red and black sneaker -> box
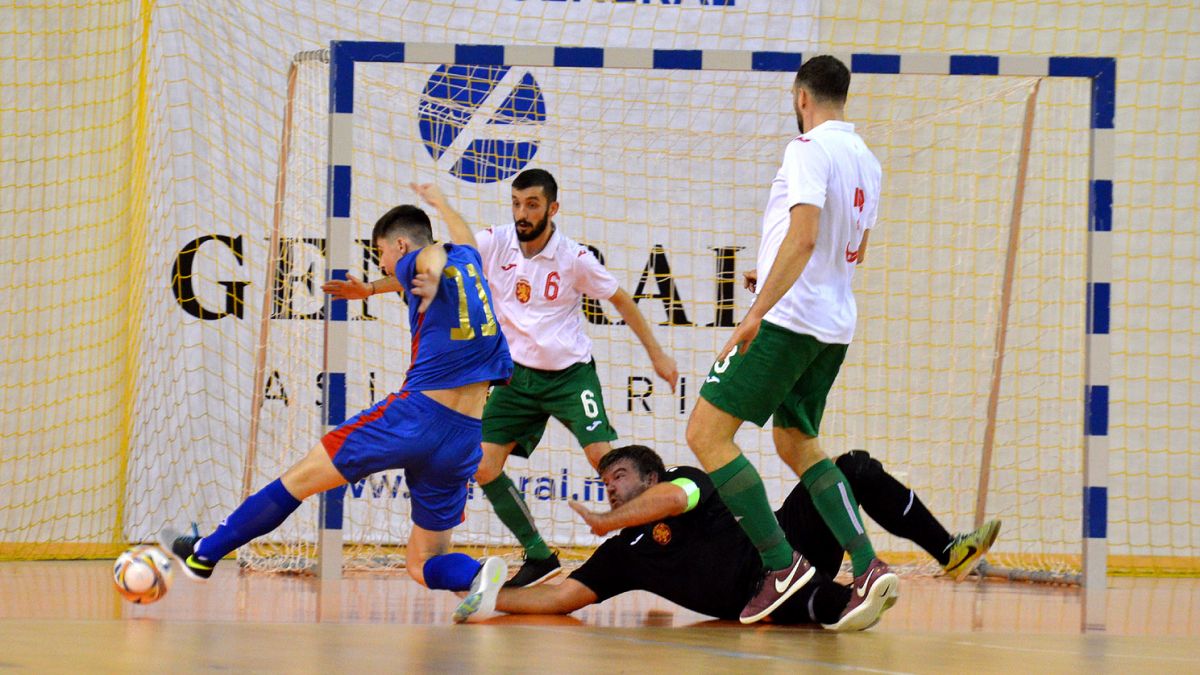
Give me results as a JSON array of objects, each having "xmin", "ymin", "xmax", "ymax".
[
  {"xmin": 822, "ymin": 558, "xmax": 899, "ymax": 631},
  {"xmin": 739, "ymin": 551, "xmax": 816, "ymax": 624}
]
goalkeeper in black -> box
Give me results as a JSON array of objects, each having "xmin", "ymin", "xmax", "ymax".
[{"xmin": 458, "ymin": 444, "xmax": 999, "ymax": 628}]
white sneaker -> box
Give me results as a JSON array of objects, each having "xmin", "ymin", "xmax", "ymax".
[{"xmin": 452, "ymin": 557, "xmax": 508, "ymax": 624}]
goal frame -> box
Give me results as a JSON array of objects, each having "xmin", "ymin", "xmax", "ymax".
[{"xmin": 314, "ymin": 41, "xmax": 1114, "ymax": 631}]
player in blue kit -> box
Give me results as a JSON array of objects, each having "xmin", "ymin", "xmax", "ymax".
[{"xmin": 160, "ymin": 203, "xmax": 514, "ymax": 617}]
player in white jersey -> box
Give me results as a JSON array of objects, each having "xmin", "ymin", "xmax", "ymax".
[
  {"xmin": 685, "ymin": 55, "xmax": 894, "ymax": 630},
  {"xmin": 414, "ymin": 169, "xmax": 678, "ymax": 588}
]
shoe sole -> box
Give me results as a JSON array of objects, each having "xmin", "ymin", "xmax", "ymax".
[
  {"xmin": 502, "ymin": 564, "xmax": 562, "ymax": 589},
  {"xmin": 452, "ymin": 594, "xmax": 483, "ymax": 624},
  {"xmin": 156, "ymin": 527, "xmax": 210, "ymax": 582},
  {"xmin": 739, "ymin": 563, "xmax": 816, "ymax": 624},
  {"xmin": 862, "ymin": 585, "xmax": 901, "ymax": 630},
  {"xmin": 453, "ymin": 557, "xmax": 508, "ymax": 624},
  {"xmin": 823, "ymin": 573, "xmax": 900, "ymax": 632}
]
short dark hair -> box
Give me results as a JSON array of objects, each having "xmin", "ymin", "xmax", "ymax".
[
  {"xmin": 598, "ymin": 444, "xmax": 666, "ymax": 481},
  {"xmin": 511, "ymin": 168, "xmax": 558, "ymax": 203},
  {"xmin": 372, "ymin": 204, "xmax": 433, "ymax": 246},
  {"xmin": 794, "ymin": 55, "xmax": 850, "ymax": 105}
]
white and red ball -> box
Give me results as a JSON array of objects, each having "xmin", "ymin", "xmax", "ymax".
[{"xmin": 113, "ymin": 544, "xmax": 174, "ymax": 604}]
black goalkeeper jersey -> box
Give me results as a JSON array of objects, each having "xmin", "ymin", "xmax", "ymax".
[{"xmin": 567, "ymin": 466, "xmax": 766, "ymax": 620}]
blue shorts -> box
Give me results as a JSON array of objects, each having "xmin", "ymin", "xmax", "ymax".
[{"xmin": 321, "ymin": 391, "xmax": 483, "ymax": 531}]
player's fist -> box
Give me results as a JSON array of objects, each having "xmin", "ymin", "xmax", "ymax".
[
  {"xmin": 410, "ymin": 182, "xmax": 447, "ymax": 210},
  {"xmin": 322, "ymin": 275, "xmax": 372, "ymax": 300},
  {"xmin": 742, "ymin": 269, "xmax": 758, "ymax": 293}
]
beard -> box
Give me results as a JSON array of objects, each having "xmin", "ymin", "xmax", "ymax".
[{"xmin": 515, "ymin": 212, "xmax": 551, "ymax": 242}]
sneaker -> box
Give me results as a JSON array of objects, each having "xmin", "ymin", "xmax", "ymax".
[
  {"xmin": 502, "ymin": 550, "xmax": 561, "ymax": 588},
  {"xmin": 453, "ymin": 557, "xmax": 508, "ymax": 624},
  {"xmin": 822, "ymin": 558, "xmax": 899, "ymax": 632},
  {"xmin": 943, "ymin": 519, "xmax": 1002, "ymax": 581},
  {"xmin": 158, "ymin": 525, "xmax": 215, "ymax": 581},
  {"xmin": 739, "ymin": 551, "xmax": 816, "ymax": 624}
]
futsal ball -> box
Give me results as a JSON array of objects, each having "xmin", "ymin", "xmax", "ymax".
[{"xmin": 113, "ymin": 544, "xmax": 174, "ymax": 604}]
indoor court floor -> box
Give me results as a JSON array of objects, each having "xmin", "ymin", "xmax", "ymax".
[{"xmin": 2, "ymin": 561, "xmax": 1198, "ymax": 673}]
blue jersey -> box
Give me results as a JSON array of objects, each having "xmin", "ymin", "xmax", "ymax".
[{"xmin": 393, "ymin": 243, "xmax": 513, "ymax": 391}]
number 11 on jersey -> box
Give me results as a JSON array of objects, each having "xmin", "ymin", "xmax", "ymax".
[{"xmin": 445, "ymin": 263, "xmax": 498, "ymax": 341}]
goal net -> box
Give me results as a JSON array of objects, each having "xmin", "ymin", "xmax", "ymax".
[{"xmin": 238, "ymin": 44, "xmax": 1092, "ymax": 578}]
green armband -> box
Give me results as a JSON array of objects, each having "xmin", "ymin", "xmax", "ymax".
[{"xmin": 670, "ymin": 477, "xmax": 701, "ymax": 513}]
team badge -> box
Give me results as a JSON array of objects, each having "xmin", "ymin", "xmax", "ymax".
[
  {"xmin": 652, "ymin": 522, "xmax": 672, "ymax": 545},
  {"xmin": 515, "ymin": 278, "xmax": 532, "ymax": 303}
]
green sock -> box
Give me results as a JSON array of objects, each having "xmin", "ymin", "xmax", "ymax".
[
  {"xmin": 801, "ymin": 458, "xmax": 876, "ymax": 575},
  {"xmin": 480, "ymin": 472, "xmax": 552, "ymax": 560},
  {"xmin": 710, "ymin": 454, "xmax": 794, "ymax": 570}
]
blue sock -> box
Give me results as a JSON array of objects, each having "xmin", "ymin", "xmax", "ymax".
[
  {"xmin": 196, "ymin": 479, "xmax": 302, "ymax": 562},
  {"xmin": 422, "ymin": 553, "xmax": 482, "ymax": 591}
]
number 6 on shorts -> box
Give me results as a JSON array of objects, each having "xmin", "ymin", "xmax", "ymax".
[{"xmin": 580, "ymin": 390, "xmax": 599, "ymax": 418}]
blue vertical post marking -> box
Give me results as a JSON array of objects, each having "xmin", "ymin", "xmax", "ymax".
[
  {"xmin": 322, "ymin": 43, "xmax": 359, "ymax": 549},
  {"xmin": 1084, "ymin": 487, "xmax": 1108, "ymax": 539},
  {"xmin": 1072, "ymin": 55, "xmax": 1115, "ymax": 631}
]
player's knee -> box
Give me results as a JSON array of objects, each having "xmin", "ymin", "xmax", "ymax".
[
  {"xmin": 474, "ymin": 458, "xmax": 502, "ymax": 485},
  {"xmin": 474, "ymin": 446, "xmax": 507, "ymax": 484},
  {"xmin": 835, "ymin": 449, "xmax": 882, "ymax": 487},
  {"xmin": 684, "ymin": 410, "xmax": 712, "ymax": 451},
  {"xmin": 405, "ymin": 558, "xmax": 427, "ymax": 587},
  {"xmin": 474, "ymin": 465, "xmax": 498, "ymax": 485}
]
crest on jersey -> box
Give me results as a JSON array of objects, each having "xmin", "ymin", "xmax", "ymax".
[
  {"xmin": 652, "ymin": 522, "xmax": 672, "ymax": 545},
  {"xmin": 515, "ymin": 278, "xmax": 532, "ymax": 303}
]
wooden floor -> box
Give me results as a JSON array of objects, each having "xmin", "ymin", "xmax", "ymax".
[{"xmin": 2, "ymin": 561, "xmax": 1198, "ymax": 673}]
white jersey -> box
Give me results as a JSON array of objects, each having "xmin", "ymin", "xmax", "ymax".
[
  {"xmin": 475, "ymin": 224, "xmax": 620, "ymax": 370},
  {"xmin": 756, "ymin": 120, "xmax": 881, "ymax": 344}
]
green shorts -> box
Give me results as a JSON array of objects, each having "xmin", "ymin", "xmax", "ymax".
[
  {"xmin": 482, "ymin": 359, "xmax": 617, "ymax": 458},
  {"xmin": 699, "ymin": 321, "xmax": 847, "ymax": 436}
]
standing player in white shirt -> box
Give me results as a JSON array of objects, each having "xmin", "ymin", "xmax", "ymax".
[
  {"xmin": 414, "ymin": 169, "xmax": 678, "ymax": 588},
  {"xmin": 685, "ymin": 55, "xmax": 896, "ymax": 630}
]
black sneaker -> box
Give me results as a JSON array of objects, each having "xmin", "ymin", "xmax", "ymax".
[
  {"xmin": 502, "ymin": 550, "xmax": 561, "ymax": 588},
  {"xmin": 158, "ymin": 525, "xmax": 215, "ymax": 581}
]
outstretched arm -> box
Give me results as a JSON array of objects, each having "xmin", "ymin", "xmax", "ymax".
[
  {"xmin": 607, "ymin": 288, "xmax": 679, "ymax": 392},
  {"xmin": 411, "ymin": 182, "xmax": 477, "ymax": 248},
  {"xmin": 495, "ymin": 578, "xmax": 598, "ymax": 615},
  {"xmin": 718, "ymin": 204, "xmax": 818, "ymax": 360},
  {"xmin": 321, "ymin": 274, "xmax": 403, "ymax": 300},
  {"xmin": 568, "ymin": 481, "xmax": 689, "ymax": 537}
]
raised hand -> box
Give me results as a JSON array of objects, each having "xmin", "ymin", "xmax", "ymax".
[{"xmin": 410, "ymin": 182, "xmax": 448, "ymax": 210}]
